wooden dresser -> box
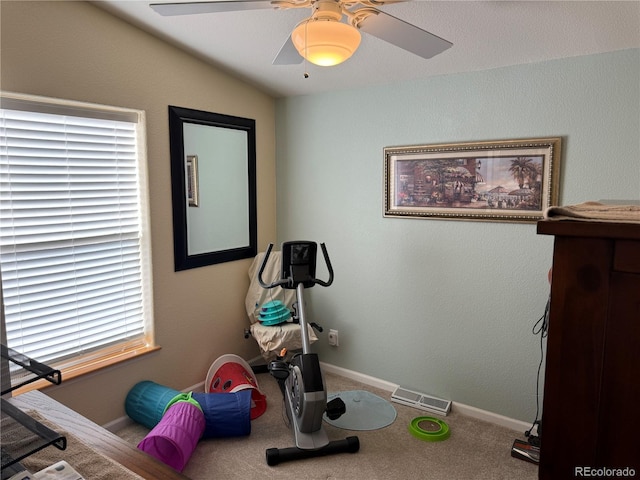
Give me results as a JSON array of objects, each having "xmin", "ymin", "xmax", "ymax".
[{"xmin": 537, "ymin": 220, "xmax": 640, "ymax": 479}]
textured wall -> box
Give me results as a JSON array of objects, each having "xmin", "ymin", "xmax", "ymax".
[
  {"xmin": 1, "ymin": 1, "xmax": 276, "ymax": 424},
  {"xmin": 275, "ymin": 49, "xmax": 640, "ymax": 422}
]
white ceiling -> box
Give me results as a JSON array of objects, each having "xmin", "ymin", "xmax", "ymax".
[{"xmin": 94, "ymin": 0, "xmax": 640, "ymax": 98}]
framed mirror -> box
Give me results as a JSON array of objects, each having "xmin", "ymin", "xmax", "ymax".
[{"xmin": 168, "ymin": 105, "xmax": 257, "ymax": 271}]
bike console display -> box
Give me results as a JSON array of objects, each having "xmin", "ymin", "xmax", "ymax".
[
  {"xmin": 281, "ymin": 241, "xmax": 317, "ymax": 289},
  {"xmin": 258, "ymin": 240, "xmax": 333, "ymax": 291}
]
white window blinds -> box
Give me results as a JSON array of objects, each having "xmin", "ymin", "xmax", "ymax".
[{"xmin": 0, "ymin": 93, "xmax": 154, "ymax": 375}]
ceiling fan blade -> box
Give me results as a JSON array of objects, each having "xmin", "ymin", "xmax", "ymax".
[
  {"xmin": 150, "ymin": 1, "xmax": 274, "ymax": 16},
  {"xmin": 272, "ymin": 35, "xmax": 303, "ymax": 65},
  {"xmin": 356, "ymin": 9, "xmax": 452, "ymax": 59}
]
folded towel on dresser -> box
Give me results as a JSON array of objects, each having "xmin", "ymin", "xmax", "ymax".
[{"xmin": 544, "ymin": 201, "xmax": 640, "ymax": 224}]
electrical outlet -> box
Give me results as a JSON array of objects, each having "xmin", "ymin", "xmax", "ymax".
[{"xmin": 328, "ymin": 329, "xmax": 339, "ymax": 346}]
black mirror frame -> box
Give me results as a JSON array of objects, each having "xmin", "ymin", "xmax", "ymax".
[{"xmin": 168, "ymin": 105, "xmax": 257, "ymax": 271}]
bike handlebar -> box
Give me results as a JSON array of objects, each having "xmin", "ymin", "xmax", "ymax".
[
  {"xmin": 316, "ymin": 243, "xmax": 334, "ymax": 287},
  {"xmin": 257, "ymin": 242, "xmax": 334, "ymax": 289},
  {"xmin": 257, "ymin": 244, "xmax": 287, "ymax": 289}
]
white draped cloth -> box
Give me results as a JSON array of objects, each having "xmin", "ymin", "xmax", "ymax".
[{"xmin": 245, "ymin": 251, "xmax": 317, "ymax": 360}]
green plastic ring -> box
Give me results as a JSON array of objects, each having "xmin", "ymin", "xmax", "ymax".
[{"xmin": 408, "ymin": 416, "xmax": 450, "ymax": 442}]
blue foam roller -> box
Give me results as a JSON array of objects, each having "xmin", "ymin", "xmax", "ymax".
[{"xmin": 192, "ymin": 390, "xmax": 252, "ymax": 438}]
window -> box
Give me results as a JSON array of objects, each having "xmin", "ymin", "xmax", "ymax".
[{"xmin": 0, "ymin": 92, "xmax": 155, "ymax": 387}]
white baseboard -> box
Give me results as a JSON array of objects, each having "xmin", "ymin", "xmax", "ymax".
[
  {"xmin": 103, "ymin": 416, "xmax": 134, "ymax": 433},
  {"xmin": 320, "ymin": 362, "xmax": 532, "ymax": 434},
  {"xmin": 105, "ymin": 362, "xmax": 532, "ymax": 436},
  {"xmin": 451, "ymin": 402, "xmax": 532, "ymax": 435},
  {"xmin": 320, "ymin": 362, "xmax": 399, "ymax": 392}
]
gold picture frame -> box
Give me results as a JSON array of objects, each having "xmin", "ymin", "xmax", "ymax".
[{"xmin": 384, "ymin": 137, "xmax": 562, "ymax": 222}]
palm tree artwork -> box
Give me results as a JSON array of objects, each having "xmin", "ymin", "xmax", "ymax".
[
  {"xmin": 508, "ymin": 157, "xmax": 543, "ymax": 209},
  {"xmin": 509, "ymin": 157, "xmax": 537, "ymax": 188},
  {"xmin": 393, "ymin": 154, "xmax": 546, "ymax": 211}
]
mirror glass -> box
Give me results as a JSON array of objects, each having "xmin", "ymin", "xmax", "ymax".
[{"xmin": 169, "ymin": 106, "xmax": 257, "ymax": 271}]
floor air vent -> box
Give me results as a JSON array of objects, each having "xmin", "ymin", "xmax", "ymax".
[{"xmin": 391, "ymin": 386, "xmax": 451, "ymax": 416}]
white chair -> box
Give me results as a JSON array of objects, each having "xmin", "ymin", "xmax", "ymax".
[{"xmin": 245, "ymin": 250, "xmax": 317, "ymax": 362}]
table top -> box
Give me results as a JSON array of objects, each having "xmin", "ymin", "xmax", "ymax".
[{"xmin": 6, "ymin": 390, "xmax": 190, "ymax": 480}]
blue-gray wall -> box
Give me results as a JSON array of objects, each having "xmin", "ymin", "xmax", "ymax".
[{"xmin": 274, "ymin": 49, "xmax": 640, "ymax": 422}]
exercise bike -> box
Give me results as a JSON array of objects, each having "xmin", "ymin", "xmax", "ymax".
[{"xmin": 258, "ymin": 241, "xmax": 360, "ymax": 466}]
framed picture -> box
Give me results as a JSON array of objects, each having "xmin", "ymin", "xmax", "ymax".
[
  {"xmin": 384, "ymin": 137, "xmax": 562, "ymax": 222},
  {"xmin": 186, "ymin": 155, "xmax": 199, "ymax": 207}
]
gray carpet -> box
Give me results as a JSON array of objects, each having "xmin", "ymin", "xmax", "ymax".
[{"xmin": 116, "ymin": 371, "xmax": 539, "ymax": 479}]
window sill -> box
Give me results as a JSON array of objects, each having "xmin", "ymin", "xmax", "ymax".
[{"xmin": 10, "ymin": 344, "xmax": 161, "ymax": 395}]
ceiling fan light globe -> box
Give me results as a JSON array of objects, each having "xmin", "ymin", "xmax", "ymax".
[
  {"xmin": 292, "ymin": 20, "xmax": 361, "ymax": 67},
  {"xmin": 306, "ymin": 46, "xmax": 353, "ymax": 67}
]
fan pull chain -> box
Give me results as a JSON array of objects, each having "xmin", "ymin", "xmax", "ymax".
[{"xmin": 303, "ymin": 20, "xmax": 309, "ymax": 78}]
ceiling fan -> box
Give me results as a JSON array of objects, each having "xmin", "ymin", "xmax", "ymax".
[{"xmin": 150, "ymin": 0, "xmax": 452, "ymax": 67}]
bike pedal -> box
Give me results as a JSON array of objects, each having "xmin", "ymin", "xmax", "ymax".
[
  {"xmin": 269, "ymin": 361, "xmax": 290, "ymax": 380},
  {"xmin": 326, "ymin": 397, "xmax": 346, "ymax": 420}
]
